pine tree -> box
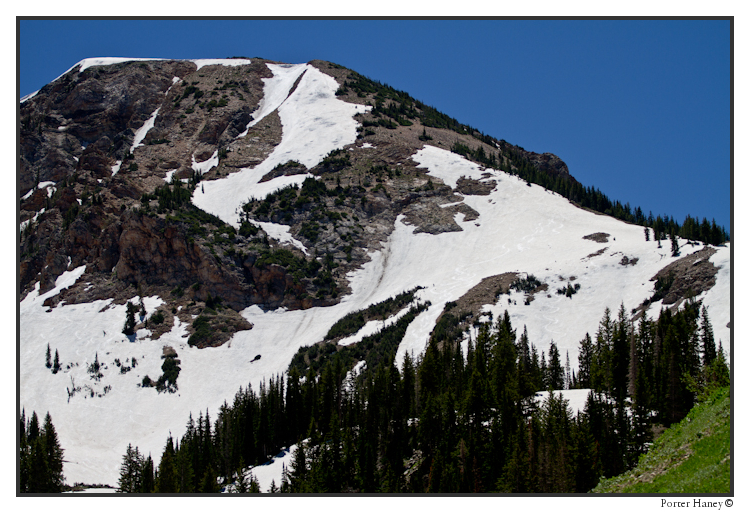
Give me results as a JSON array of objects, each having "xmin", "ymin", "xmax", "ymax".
[
  {"xmin": 118, "ymin": 443, "xmax": 144, "ymax": 493},
  {"xmin": 45, "ymin": 343, "xmax": 52, "ymax": 369},
  {"xmin": 577, "ymin": 333, "xmax": 594, "ymax": 389},
  {"xmin": 141, "ymin": 455, "xmax": 155, "ymax": 493},
  {"xmin": 123, "ymin": 301, "xmax": 138, "ymax": 336},
  {"xmin": 52, "ymin": 349, "xmax": 60, "ymax": 374},
  {"xmin": 19, "ymin": 410, "xmax": 31, "ymax": 492},
  {"xmin": 700, "ymin": 306, "xmax": 717, "ymax": 367},
  {"xmin": 670, "ymin": 232, "xmax": 680, "ymax": 257},
  {"xmin": 545, "ymin": 341, "xmax": 564, "ymax": 390},
  {"xmin": 25, "ymin": 412, "xmax": 65, "ymax": 493},
  {"xmin": 155, "ymin": 436, "xmax": 178, "ymax": 493},
  {"xmin": 43, "ymin": 412, "xmax": 65, "ymax": 492},
  {"xmin": 199, "ymin": 465, "xmax": 220, "ymax": 493}
]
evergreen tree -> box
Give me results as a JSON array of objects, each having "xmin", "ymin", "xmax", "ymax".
[
  {"xmin": 118, "ymin": 444, "xmax": 144, "ymax": 493},
  {"xmin": 45, "ymin": 343, "xmax": 52, "ymax": 369},
  {"xmin": 199, "ymin": 465, "xmax": 220, "ymax": 493},
  {"xmin": 24, "ymin": 412, "xmax": 65, "ymax": 493},
  {"xmin": 20, "ymin": 410, "xmax": 30, "ymax": 492},
  {"xmin": 52, "ymin": 349, "xmax": 60, "ymax": 374},
  {"xmin": 577, "ymin": 333, "xmax": 594, "ymax": 389},
  {"xmin": 141, "ymin": 454, "xmax": 155, "ymax": 493},
  {"xmin": 42, "ymin": 412, "xmax": 65, "ymax": 492},
  {"xmin": 545, "ymin": 341, "xmax": 564, "ymax": 390},
  {"xmin": 700, "ymin": 306, "xmax": 717, "ymax": 367},
  {"xmin": 155, "ymin": 436, "xmax": 178, "ymax": 493},
  {"xmin": 123, "ymin": 301, "xmax": 138, "ymax": 336},
  {"xmin": 670, "ymin": 231, "xmax": 680, "ymax": 257}
]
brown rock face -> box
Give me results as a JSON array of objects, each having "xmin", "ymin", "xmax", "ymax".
[
  {"xmin": 112, "ymin": 211, "xmax": 308, "ymax": 311},
  {"xmin": 19, "ymin": 56, "xmax": 596, "ymax": 347}
]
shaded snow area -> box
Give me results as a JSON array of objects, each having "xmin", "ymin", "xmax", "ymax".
[
  {"xmin": 192, "ymin": 63, "xmax": 370, "ymax": 238},
  {"xmin": 245, "ymin": 443, "xmax": 298, "ymax": 492}
]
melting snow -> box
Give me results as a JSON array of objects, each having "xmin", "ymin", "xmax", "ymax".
[
  {"xmin": 130, "ymin": 108, "xmax": 160, "ymax": 153},
  {"xmin": 192, "ymin": 63, "xmax": 370, "ymax": 233},
  {"xmin": 19, "ymin": 61, "xmax": 730, "ymax": 487},
  {"xmin": 191, "ymin": 150, "xmax": 219, "ymax": 175}
]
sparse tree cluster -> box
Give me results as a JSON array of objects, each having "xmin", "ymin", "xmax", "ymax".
[{"xmin": 19, "ymin": 410, "xmax": 65, "ymax": 493}]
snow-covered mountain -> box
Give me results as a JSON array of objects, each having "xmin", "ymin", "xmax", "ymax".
[{"xmin": 19, "ymin": 57, "xmax": 730, "ymax": 487}]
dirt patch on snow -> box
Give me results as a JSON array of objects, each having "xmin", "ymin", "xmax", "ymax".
[
  {"xmin": 651, "ymin": 247, "xmax": 719, "ymax": 306},
  {"xmin": 451, "ymin": 272, "xmax": 521, "ymax": 316},
  {"xmin": 583, "ymin": 232, "xmax": 609, "ymax": 243},
  {"xmin": 583, "ymin": 247, "xmax": 608, "ymax": 260}
]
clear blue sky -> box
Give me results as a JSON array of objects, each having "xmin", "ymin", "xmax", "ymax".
[{"xmin": 19, "ymin": 19, "xmax": 731, "ymax": 233}]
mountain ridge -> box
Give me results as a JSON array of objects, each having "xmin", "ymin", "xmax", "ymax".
[{"xmin": 19, "ymin": 57, "xmax": 730, "ymax": 486}]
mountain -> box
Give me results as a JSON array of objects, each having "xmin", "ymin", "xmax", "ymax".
[{"xmin": 19, "ymin": 57, "xmax": 730, "ymax": 488}]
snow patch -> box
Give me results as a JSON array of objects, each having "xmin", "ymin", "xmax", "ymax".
[
  {"xmin": 252, "ymin": 221, "xmax": 308, "ymax": 255},
  {"xmin": 191, "ymin": 150, "xmax": 219, "ymax": 175},
  {"xmin": 413, "ymin": 145, "xmax": 487, "ymax": 189},
  {"xmin": 20, "ymin": 208, "xmax": 45, "ymax": 233},
  {"xmin": 193, "ymin": 63, "xmax": 369, "ymax": 229},
  {"xmin": 191, "ymin": 58, "xmax": 252, "ymax": 70},
  {"xmin": 130, "ymin": 108, "xmax": 160, "ymax": 153},
  {"xmin": 534, "ymin": 389, "xmax": 593, "ymax": 416},
  {"xmin": 338, "ymin": 306, "xmax": 413, "ymax": 346}
]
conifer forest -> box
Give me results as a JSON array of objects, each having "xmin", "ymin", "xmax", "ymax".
[{"xmin": 111, "ymin": 300, "xmax": 728, "ymax": 493}]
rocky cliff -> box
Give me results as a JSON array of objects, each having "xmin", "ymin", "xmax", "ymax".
[{"xmin": 20, "ymin": 57, "xmax": 576, "ymax": 343}]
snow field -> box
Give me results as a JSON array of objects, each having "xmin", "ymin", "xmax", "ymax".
[
  {"xmin": 19, "ymin": 59, "xmax": 730, "ymax": 487},
  {"xmin": 19, "ymin": 144, "xmax": 730, "ymax": 487},
  {"xmin": 384, "ymin": 145, "xmax": 728, "ymax": 370},
  {"xmin": 192, "ymin": 63, "xmax": 370, "ymax": 234}
]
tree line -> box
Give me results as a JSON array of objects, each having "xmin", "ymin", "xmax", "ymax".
[
  {"xmin": 454, "ymin": 141, "xmax": 729, "ymax": 247},
  {"xmin": 117, "ymin": 298, "xmax": 728, "ymax": 493}
]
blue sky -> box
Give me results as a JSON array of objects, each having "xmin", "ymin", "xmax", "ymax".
[{"xmin": 19, "ymin": 19, "xmax": 731, "ymax": 233}]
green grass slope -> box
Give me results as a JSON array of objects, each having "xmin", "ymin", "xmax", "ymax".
[{"xmin": 593, "ymin": 386, "xmax": 731, "ymax": 493}]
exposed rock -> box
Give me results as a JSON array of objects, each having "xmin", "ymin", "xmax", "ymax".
[
  {"xmin": 583, "ymin": 232, "xmax": 610, "ymax": 243},
  {"xmin": 455, "ymin": 177, "xmax": 496, "ymax": 195},
  {"xmin": 651, "ymin": 247, "xmax": 719, "ymax": 306},
  {"xmin": 449, "ymin": 272, "xmax": 520, "ymax": 316}
]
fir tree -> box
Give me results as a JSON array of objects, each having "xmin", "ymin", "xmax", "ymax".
[
  {"xmin": 52, "ymin": 349, "xmax": 60, "ymax": 374},
  {"xmin": 670, "ymin": 232, "xmax": 680, "ymax": 257},
  {"xmin": 155, "ymin": 436, "xmax": 178, "ymax": 493},
  {"xmin": 45, "ymin": 343, "xmax": 52, "ymax": 369},
  {"xmin": 118, "ymin": 444, "xmax": 144, "ymax": 493},
  {"xmin": 545, "ymin": 341, "xmax": 564, "ymax": 390},
  {"xmin": 123, "ymin": 301, "xmax": 138, "ymax": 336},
  {"xmin": 700, "ymin": 306, "xmax": 717, "ymax": 367},
  {"xmin": 141, "ymin": 455, "xmax": 155, "ymax": 492}
]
